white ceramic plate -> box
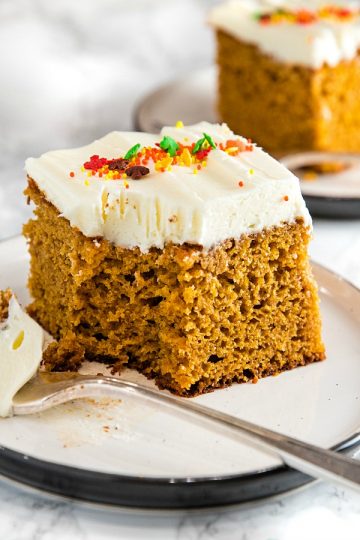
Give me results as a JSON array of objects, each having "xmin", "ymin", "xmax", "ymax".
[
  {"xmin": 134, "ymin": 67, "xmax": 360, "ymax": 218},
  {"xmin": 0, "ymin": 235, "xmax": 359, "ymax": 509}
]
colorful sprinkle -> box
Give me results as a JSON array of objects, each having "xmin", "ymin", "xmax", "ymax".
[
  {"xmin": 124, "ymin": 144, "xmax": 141, "ymax": 160},
  {"xmin": 254, "ymin": 5, "xmax": 359, "ymax": 26},
  {"xmin": 159, "ymin": 136, "xmax": 179, "ymax": 157},
  {"xmin": 126, "ymin": 165, "xmax": 150, "ymax": 180},
  {"xmin": 76, "ymin": 129, "xmax": 254, "ymax": 181}
]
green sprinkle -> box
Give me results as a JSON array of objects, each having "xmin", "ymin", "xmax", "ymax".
[
  {"xmin": 159, "ymin": 136, "xmax": 179, "ymax": 157},
  {"xmin": 124, "ymin": 143, "xmax": 141, "ymax": 160},
  {"xmin": 192, "ymin": 133, "xmax": 216, "ymax": 154},
  {"xmin": 203, "ymin": 132, "xmax": 216, "ymax": 149},
  {"xmin": 192, "ymin": 137, "xmax": 206, "ymax": 154}
]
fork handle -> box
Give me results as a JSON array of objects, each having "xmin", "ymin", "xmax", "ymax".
[
  {"xmin": 124, "ymin": 379, "xmax": 360, "ymax": 492},
  {"xmin": 13, "ymin": 376, "xmax": 360, "ymax": 492}
]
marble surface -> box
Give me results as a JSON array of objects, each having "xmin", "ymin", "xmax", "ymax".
[{"xmin": 0, "ymin": 0, "xmax": 360, "ymax": 538}]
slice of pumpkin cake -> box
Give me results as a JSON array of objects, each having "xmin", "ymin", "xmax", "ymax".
[
  {"xmin": 209, "ymin": 0, "xmax": 360, "ymax": 154},
  {"xmin": 24, "ymin": 121, "xmax": 325, "ymax": 396}
]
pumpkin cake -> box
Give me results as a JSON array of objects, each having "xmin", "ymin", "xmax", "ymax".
[
  {"xmin": 209, "ymin": 1, "xmax": 360, "ymax": 154},
  {"xmin": 24, "ymin": 121, "xmax": 325, "ymax": 396}
]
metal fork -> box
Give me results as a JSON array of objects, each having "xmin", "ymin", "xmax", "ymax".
[{"xmin": 12, "ymin": 372, "xmax": 360, "ymax": 493}]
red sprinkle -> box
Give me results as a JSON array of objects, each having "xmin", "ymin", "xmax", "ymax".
[
  {"xmin": 196, "ymin": 148, "xmax": 211, "ymax": 160},
  {"xmin": 238, "ymin": 181, "xmax": 244, "ymax": 187}
]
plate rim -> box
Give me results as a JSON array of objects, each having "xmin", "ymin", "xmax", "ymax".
[{"xmin": 0, "ymin": 235, "xmax": 360, "ymax": 509}]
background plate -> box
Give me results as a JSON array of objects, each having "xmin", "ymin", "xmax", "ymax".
[
  {"xmin": 0, "ymin": 236, "xmax": 359, "ymax": 509},
  {"xmin": 134, "ymin": 67, "xmax": 360, "ymax": 219}
]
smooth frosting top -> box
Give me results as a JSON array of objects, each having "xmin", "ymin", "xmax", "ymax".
[
  {"xmin": 209, "ymin": 0, "xmax": 360, "ymax": 68},
  {"xmin": 25, "ymin": 122, "xmax": 310, "ymax": 252},
  {"xmin": 0, "ymin": 294, "xmax": 44, "ymax": 417}
]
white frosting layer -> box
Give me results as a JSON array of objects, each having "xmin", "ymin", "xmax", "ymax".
[
  {"xmin": 0, "ymin": 295, "xmax": 44, "ymax": 417},
  {"xmin": 25, "ymin": 122, "xmax": 310, "ymax": 252},
  {"xmin": 209, "ymin": 0, "xmax": 360, "ymax": 68}
]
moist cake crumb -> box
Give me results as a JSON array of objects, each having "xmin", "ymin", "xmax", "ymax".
[
  {"xmin": 42, "ymin": 335, "xmax": 86, "ymax": 372},
  {"xmin": 0, "ymin": 289, "xmax": 12, "ymax": 323}
]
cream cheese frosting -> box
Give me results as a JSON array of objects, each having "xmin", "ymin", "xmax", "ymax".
[
  {"xmin": 209, "ymin": 0, "xmax": 360, "ymax": 68},
  {"xmin": 25, "ymin": 122, "xmax": 311, "ymax": 252},
  {"xmin": 0, "ymin": 294, "xmax": 44, "ymax": 417}
]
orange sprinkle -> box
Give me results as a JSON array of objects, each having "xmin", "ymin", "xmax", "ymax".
[
  {"xmin": 284, "ymin": 195, "xmax": 289, "ymax": 201},
  {"xmin": 238, "ymin": 181, "xmax": 244, "ymax": 187},
  {"xmin": 69, "ymin": 171, "xmax": 75, "ymax": 178}
]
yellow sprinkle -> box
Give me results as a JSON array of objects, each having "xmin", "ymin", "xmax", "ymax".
[
  {"xmin": 167, "ymin": 166, "xmax": 172, "ymax": 172},
  {"xmin": 225, "ymin": 147, "xmax": 239, "ymax": 155},
  {"xmin": 84, "ymin": 180, "xmax": 90, "ymax": 186},
  {"xmin": 193, "ymin": 168, "xmax": 198, "ymax": 175},
  {"xmin": 81, "ymin": 166, "xmax": 85, "ymax": 172},
  {"xmin": 176, "ymin": 120, "xmax": 184, "ymax": 129},
  {"xmin": 124, "ymin": 181, "xmax": 129, "ymax": 188},
  {"xmin": 122, "ymin": 173, "xmax": 127, "ymax": 179},
  {"xmin": 155, "ymin": 156, "xmax": 173, "ymax": 171},
  {"xmin": 87, "ymin": 171, "xmax": 92, "ymax": 177},
  {"xmin": 184, "ymin": 137, "xmax": 189, "ymax": 142},
  {"xmin": 181, "ymin": 148, "xmax": 192, "ymax": 167},
  {"xmin": 202, "ymin": 161, "xmax": 207, "ymax": 167},
  {"xmin": 249, "ymin": 168, "xmax": 254, "ymax": 175}
]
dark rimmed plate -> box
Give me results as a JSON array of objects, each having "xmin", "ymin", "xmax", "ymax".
[{"xmin": 0, "ymin": 236, "xmax": 359, "ymax": 510}]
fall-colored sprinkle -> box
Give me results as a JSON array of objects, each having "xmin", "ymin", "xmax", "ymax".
[
  {"xmin": 124, "ymin": 144, "xmax": 141, "ymax": 160},
  {"xmin": 238, "ymin": 181, "xmax": 244, "ymax": 187},
  {"xmin": 77, "ymin": 131, "xmax": 254, "ymax": 181},
  {"xmin": 126, "ymin": 165, "xmax": 150, "ymax": 180},
  {"xmin": 108, "ymin": 158, "xmax": 130, "ymax": 171},
  {"xmin": 176, "ymin": 120, "xmax": 184, "ymax": 128},
  {"xmin": 254, "ymin": 5, "xmax": 359, "ymax": 26},
  {"xmin": 283, "ymin": 195, "xmax": 289, "ymax": 201},
  {"xmin": 69, "ymin": 171, "xmax": 75, "ymax": 178},
  {"xmin": 159, "ymin": 136, "xmax": 179, "ymax": 157}
]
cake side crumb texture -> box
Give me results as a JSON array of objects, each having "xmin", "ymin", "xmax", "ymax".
[
  {"xmin": 24, "ymin": 181, "xmax": 325, "ymax": 396},
  {"xmin": 216, "ymin": 30, "xmax": 360, "ymax": 154},
  {"xmin": 0, "ymin": 289, "xmax": 12, "ymax": 322}
]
